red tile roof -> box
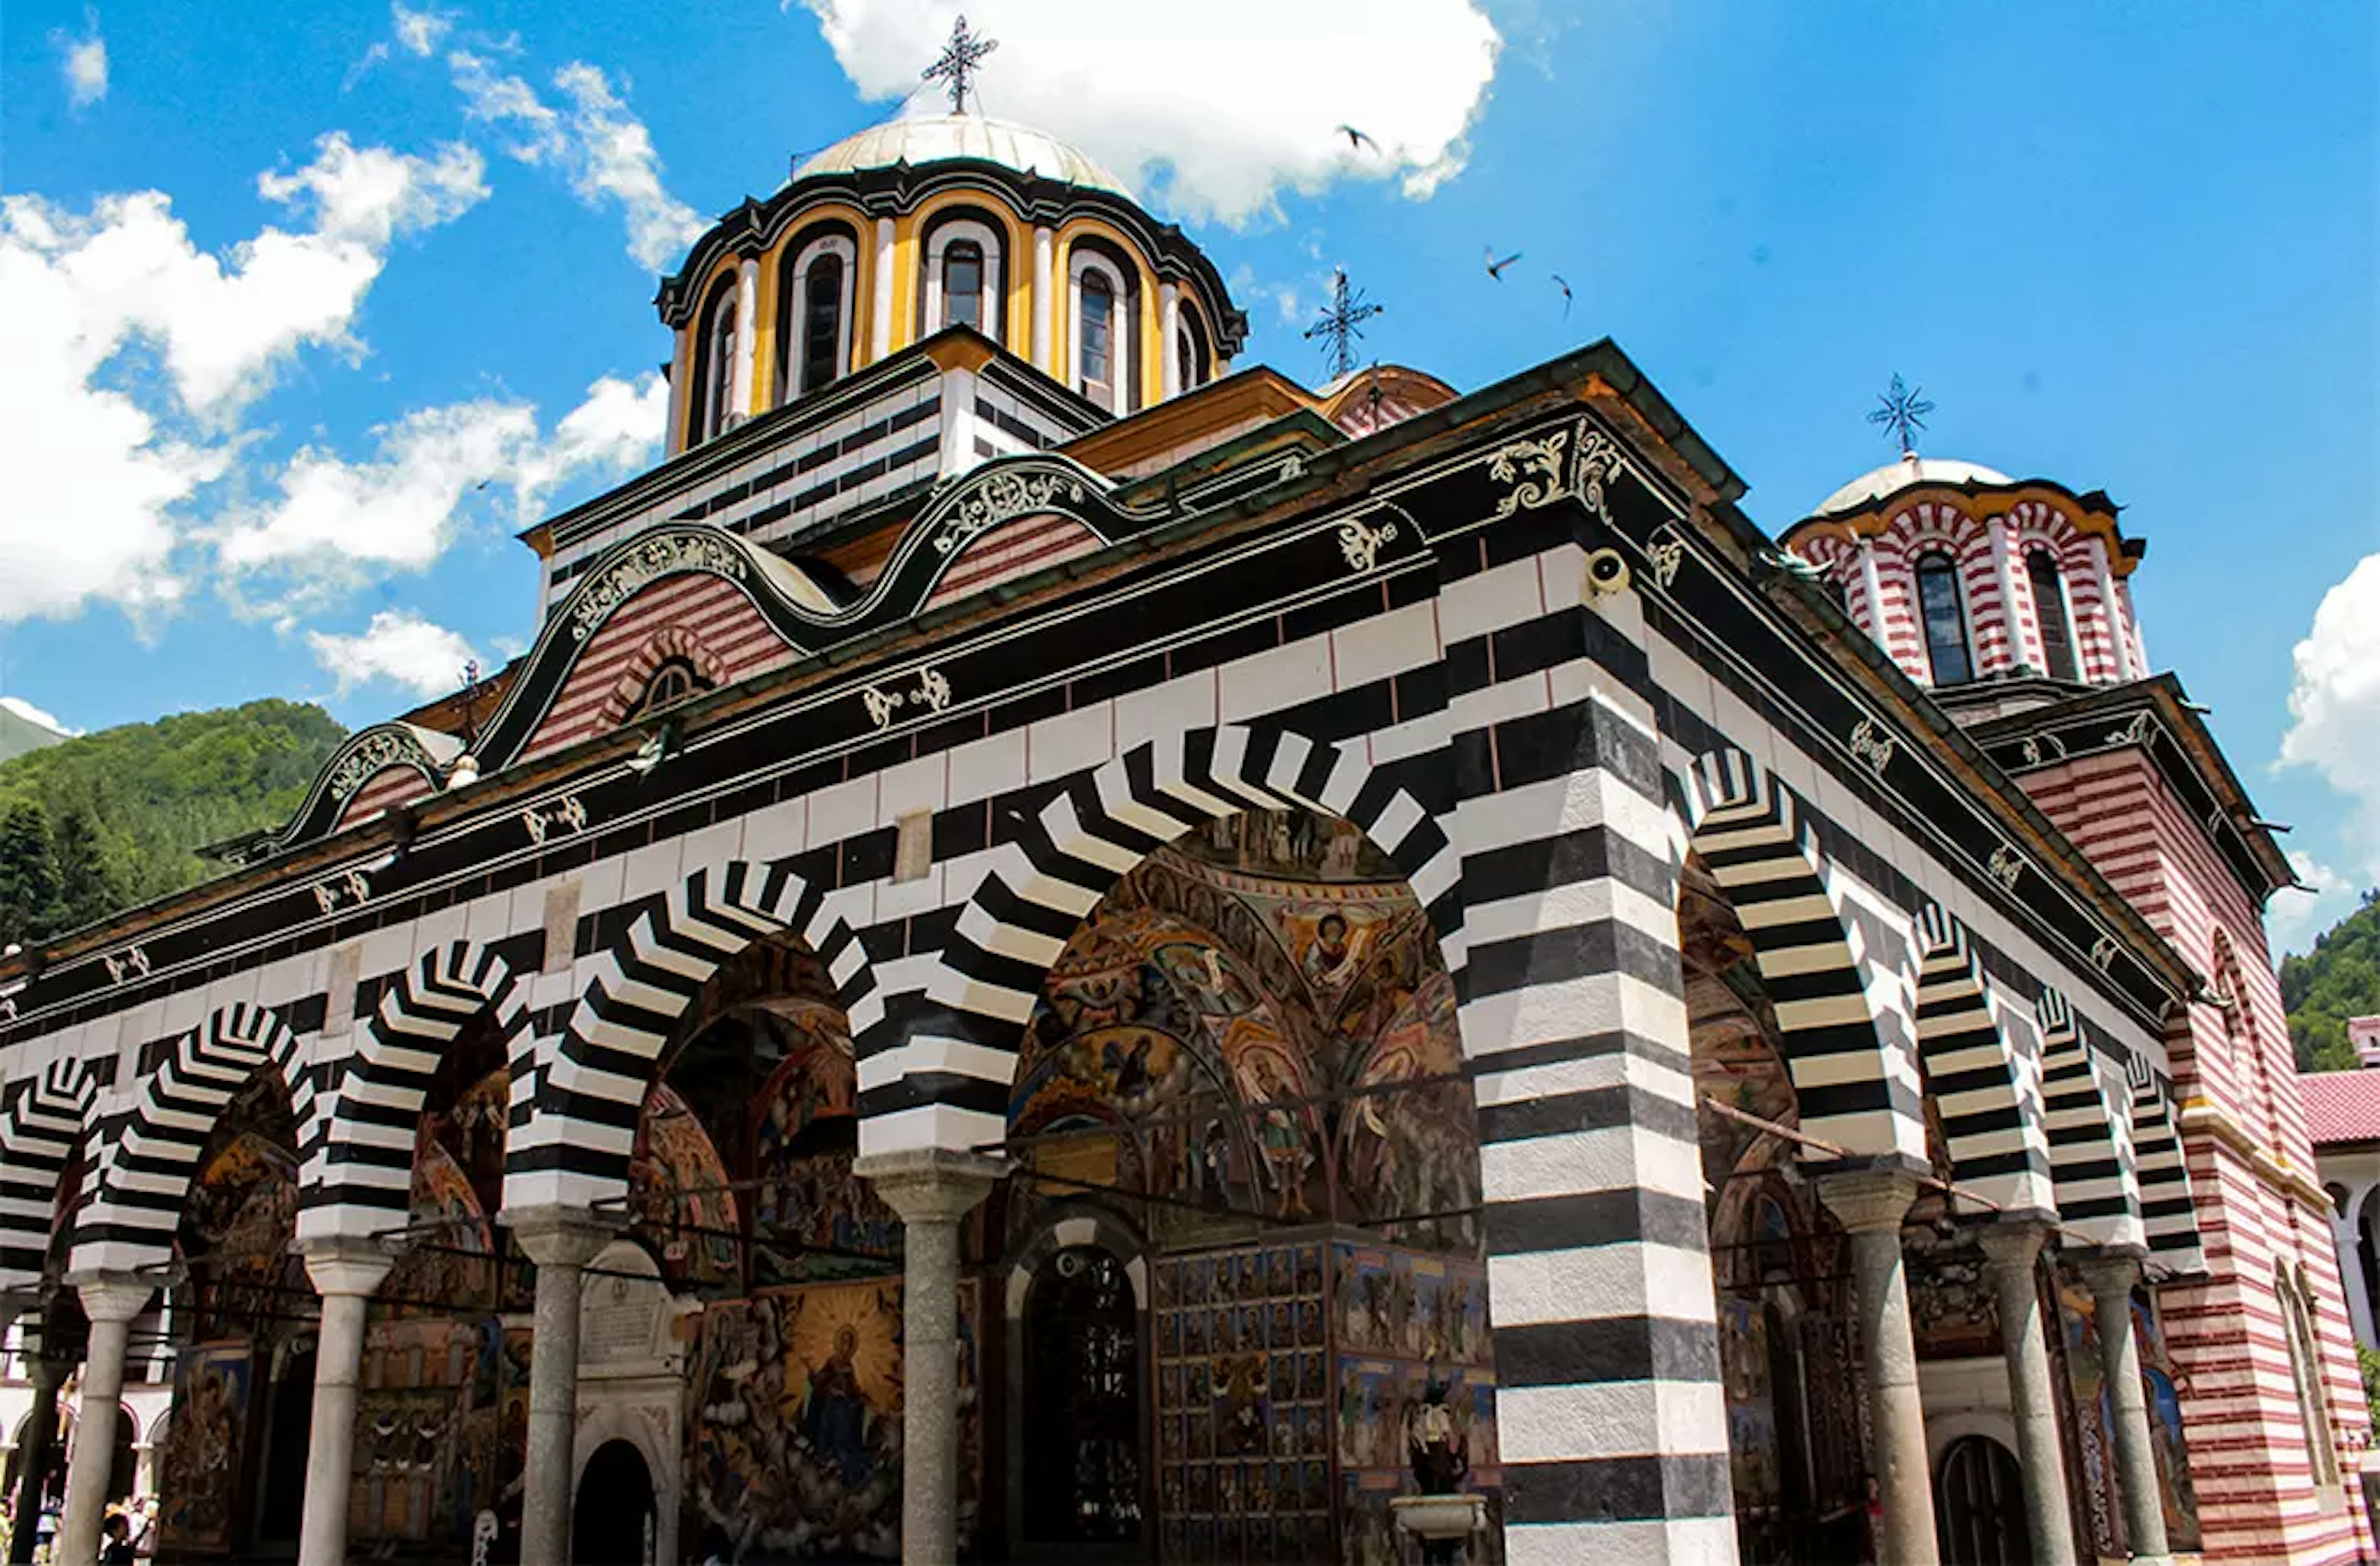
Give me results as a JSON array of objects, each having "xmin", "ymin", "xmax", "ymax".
[{"xmin": 2303, "ymin": 1069, "xmax": 2380, "ymax": 1145}]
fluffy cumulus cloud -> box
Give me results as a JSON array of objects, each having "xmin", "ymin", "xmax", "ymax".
[
  {"xmin": 53, "ymin": 11, "xmax": 108, "ymax": 108},
  {"xmin": 218, "ymin": 373, "xmax": 666, "ymax": 605},
  {"xmin": 2267, "ymin": 851, "xmax": 2360, "ymax": 958},
  {"xmin": 306, "ymin": 609, "xmax": 482, "ymax": 696},
  {"xmin": 2279, "ymin": 552, "xmax": 2380, "ymax": 880},
  {"xmin": 0, "ymin": 133, "xmax": 487, "ymax": 625},
  {"xmin": 436, "ymin": 46, "xmax": 702, "ymax": 269},
  {"xmin": 797, "ymin": 0, "xmax": 1501, "ymax": 223}
]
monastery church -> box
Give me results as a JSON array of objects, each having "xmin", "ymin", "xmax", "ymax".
[{"xmin": 0, "ymin": 61, "xmax": 2364, "ymax": 1566}]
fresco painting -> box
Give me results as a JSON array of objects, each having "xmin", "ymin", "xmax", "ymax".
[
  {"xmin": 690, "ymin": 1276, "xmax": 982, "ymax": 1560},
  {"xmin": 1153, "ymin": 1242, "xmax": 1338, "ymax": 1565},
  {"xmin": 343, "ymin": 1316, "xmax": 531, "ymax": 1550},
  {"xmin": 158, "ymin": 1342, "xmax": 255, "ymax": 1554},
  {"xmin": 751, "ymin": 1037, "xmax": 901, "ymax": 1284},
  {"xmin": 630, "ymin": 1080, "xmax": 744, "ymax": 1291}
]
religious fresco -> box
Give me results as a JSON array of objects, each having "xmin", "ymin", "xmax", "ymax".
[
  {"xmin": 1153, "ymin": 1242, "xmax": 1338, "ymax": 1565},
  {"xmin": 158, "ymin": 1342, "xmax": 255, "ymax": 1554},
  {"xmin": 749, "ymin": 1033, "xmax": 901, "ymax": 1285},
  {"xmin": 175, "ymin": 1071, "xmax": 304, "ymax": 1340},
  {"xmin": 1331, "ymin": 1243, "xmax": 1499, "ymax": 1566},
  {"xmin": 1905, "ymin": 1229, "xmax": 2001, "ymax": 1361},
  {"xmin": 631, "ymin": 1081, "xmax": 744, "ymax": 1291},
  {"xmin": 2051, "ymin": 1270, "xmax": 2202, "ymax": 1557},
  {"xmin": 689, "ymin": 1277, "xmax": 982, "ymax": 1559},
  {"xmin": 1680, "ymin": 859, "xmax": 1798, "ymax": 1204},
  {"xmin": 346, "ymin": 1317, "xmax": 532, "ymax": 1551},
  {"xmin": 383, "ymin": 1061, "xmax": 531, "ymax": 1314},
  {"xmin": 1007, "ymin": 839, "xmax": 1479, "ymax": 1251}
]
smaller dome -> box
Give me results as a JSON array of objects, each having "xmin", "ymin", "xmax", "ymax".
[
  {"xmin": 793, "ymin": 113, "xmax": 1134, "ymax": 199},
  {"xmin": 1813, "ymin": 454, "xmax": 2012, "ymax": 518}
]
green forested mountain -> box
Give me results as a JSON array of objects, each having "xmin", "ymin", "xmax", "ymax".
[
  {"xmin": 0, "ymin": 700, "xmax": 345, "ymax": 946},
  {"xmin": 2283, "ymin": 890, "xmax": 2380, "ymax": 1073}
]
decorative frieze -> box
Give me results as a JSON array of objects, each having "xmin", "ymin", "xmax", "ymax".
[
  {"xmin": 1645, "ymin": 526, "xmax": 1685, "ymax": 590},
  {"xmin": 522, "ymin": 795, "xmax": 589, "ymax": 845},
  {"xmin": 311, "ymin": 867, "xmax": 374, "ymax": 916},
  {"xmin": 1486, "ymin": 428, "xmax": 1571, "ymax": 520},
  {"xmin": 1849, "ymin": 717, "xmax": 1897, "ymax": 776},
  {"xmin": 1986, "ymin": 844, "xmax": 2025, "ymax": 893},
  {"xmin": 932, "ymin": 469, "xmax": 1083, "ymax": 556},
  {"xmin": 100, "ymin": 946, "xmax": 150, "ymax": 985},
  {"xmin": 327, "ymin": 730, "xmax": 430, "ymax": 801},
  {"xmin": 570, "ymin": 531, "xmax": 747, "ymax": 643},
  {"xmin": 1336, "ymin": 515, "xmax": 1398, "ymax": 573},
  {"xmin": 860, "ymin": 667, "xmax": 954, "ymax": 730}
]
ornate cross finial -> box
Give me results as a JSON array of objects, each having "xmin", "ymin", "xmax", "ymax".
[
  {"xmin": 1867, "ymin": 373, "xmax": 1936, "ymax": 456},
  {"xmin": 922, "ymin": 15, "xmax": 998, "ymax": 114},
  {"xmin": 1304, "ymin": 268, "xmax": 1384, "ymax": 381}
]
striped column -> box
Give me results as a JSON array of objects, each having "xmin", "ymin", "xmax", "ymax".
[{"xmin": 1442, "ymin": 542, "xmax": 1732, "ymax": 1564}]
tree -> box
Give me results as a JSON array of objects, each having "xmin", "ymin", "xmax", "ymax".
[
  {"xmin": 48, "ymin": 808, "xmax": 116, "ymax": 936},
  {"xmin": 0, "ymin": 800, "xmax": 61, "ymax": 947},
  {"xmin": 2283, "ymin": 888, "xmax": 2380, "ymax": 1073}
]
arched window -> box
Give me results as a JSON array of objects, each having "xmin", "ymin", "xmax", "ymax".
[
  {"xmin": 2027, "ymin": 547, "xmax": 2079, "ymax": 681},
  {"xmin": 1176, "ymin": 303, "xmax": 1212, "ymax": 392},
  {"xmin": 799, "ymin": 254, "xmax": 844, "ymax": 397},
  {"xmin": 1080, "ymin": 272, "xmax": 1116, "ymax": 407},
  {"xmin": 2278, "ymin": 1267, "xmax": 2342, "ymax": 1489},
  {"xmin": 1914, "ymin": 552, "xmax": 1974, "ymax": 686},
  {"xmin": 625, "ymin": 657, "xmax": 712, "ymax": 722},
  {"xmin": 697, "ymin": 286, "xmax": 739, "ymax": 443},
  {"xmin": 943, "ymin": 241, "xmax": 984, "ymax": 332}
]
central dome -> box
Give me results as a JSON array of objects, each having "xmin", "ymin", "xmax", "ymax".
[
  {"xmin": 793, "ymin": 113, "xmax": 1134, "ymax": 198},
  {"xmin": 1812, "ymin": 453, "xmax": 2014, "ymax": 518}
]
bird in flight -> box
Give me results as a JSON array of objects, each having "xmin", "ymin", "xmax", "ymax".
[
  {"xmin": 1335, "ymin": 124, "xmax": 1378, "ymax": 154},
  {"xmin": 1551, "ymin": 274, "xmax": 1572, "ymax": 317},
  {"xmin": 1484, "ymin": 247, "xmax": 1522, "ymax": 281}
]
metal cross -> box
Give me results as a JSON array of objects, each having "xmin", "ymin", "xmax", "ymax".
[
  {"xmin": 1867, "ymin": 373, "xmax": 1936, "ymax": 455},
  {"xmin": 922, "ymin": 15, "xmax": 998, "ymax": 114},
  {"xmin": 1304, "ymin": 269, "xmax": 1383, "ymax": 381}
]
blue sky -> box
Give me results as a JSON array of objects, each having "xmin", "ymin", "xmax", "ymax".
[{"xmin": 2, "ymin": 1, "xmax": 2373, "ymax": 950}]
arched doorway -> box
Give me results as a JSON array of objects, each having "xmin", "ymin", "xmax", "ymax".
[
  {"xmin": 252, "ymin": 1347, "xmax": 314, "ymax": 1547},
  {"xmin": 1935, "ymin": 1435, "xmax": 2028, "ymax": 1565},
  {"xmin": 1021, "ymin": 1245, "xmax": 1142, "ymax": 1546},
  {"xmin": 572, "ymin": 1440, "xmax": 655, "ymax": 1566}
]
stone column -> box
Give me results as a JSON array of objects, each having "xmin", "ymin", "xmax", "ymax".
[
  {"xmin": 1158, "ymin": 283, "xmax": 1181, "ymax": 399},
  {"xmin": 856, "ymin": 1149, "xmax": 1001, "ymax": 1566},
  {"xmin": 298, "ymin": 1240, "xmax": 394, "ymax": 1566},
  {"xmin": 8, "ymin": 1329, "xmax": 64, "ymax": 1565},
  {"xmin": 734, "ymin": 254, "xmax": 762, "ymax": 419},
  {"xmin": 57, "ymin": 1275, "xmax": 152, "ymax": 1566},
  {"xmin": 1818, "ymin": 1169, "xmax": 1940, "ymax": 1566},
  {"xmin": 2076, "ymin": 1254, "xmax": 2171, "ymax": 1565},
  {"xmin": 2330, "ymin": 1191, "xmax": 2378, "ymax": 1350},
  {"xmin": 512, "ymin": 1208, "xmax": 614, "ymax": 1566},
  {"xmin": 1978, "ymin": 1222, "xmax": 2079, "ymax": 1566},
  {"xmin": 1031, "ymin": 225, "xmax": 1055, "ymax": 372},
  {"xmin": 1856, "ymin": 535, "xmax": 1887, "ymax": 644}
]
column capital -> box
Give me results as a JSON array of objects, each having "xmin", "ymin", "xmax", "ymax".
[
  {"xmin": 506, "ymin": 1206, "xmax": 616, "ymax": 1269},
  {"xmin": 301, "ymin": 1237, "xmax": 396, "ymax": 1299},
  {"xmin": 854, "ymin": 1148, "xmax": 1003, "ymax": 1225},
  {"xmin": 1815, "ymin": 1168, "xmax": 1923, "ymax": 1235},
  {"xmin": 68, "ymin": 1272, "xmax": 152, "ymax": 1324},
  {"xmin": 2072, "ymin": 1251, "xmax": 2145, "ymax": 1301},
  {"xmin": 1975, "ymin": 1219, "xmax": 2052, "ymax": 1278}
]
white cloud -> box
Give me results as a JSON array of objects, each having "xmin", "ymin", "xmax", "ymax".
[
  {"xmin": 219, "ymin": 399, "xmax": 539, "ymax": 590},
  {"xmin": 53, "ymin": 12, "xmax": 108, "ymax": 109},
  {"xmin": 2280, "ymin": 552, "xmax": 2380, "ymax": 880},
  {"xmin": 0, "ymin": 696, "xmax": 81, "ymax": 737},
  {"xmin": 796, "ymin": 0, "xmax": 1501, "ymax": 223},
  {"xmin": 219, "ymin": 372, "xmax": 667, "ymax": 604},
  {"xmin": 513, "ymin": 371, "xmax": 670, "ymax": 516},
  {"xmin": 552, "ymin": 64, "xmax": 706, "ymax": 269},
  {"xmin": 2268, "ymin": 851, "xmax": 2360, "ymax": 958},
  {"xmin": 307, "ymin": 609, "xmax": 480, "ymax": 696},
  {"xmin": 391, "ymin": 1, "xmax": 453, "ymax": 56},
  {"xmin": 436, "ymin": 49, "xmax": 700, "ymax": 268},
  {"xmin": 0, "ymin": 133, "xmax": 486, "ymax": 626}
]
